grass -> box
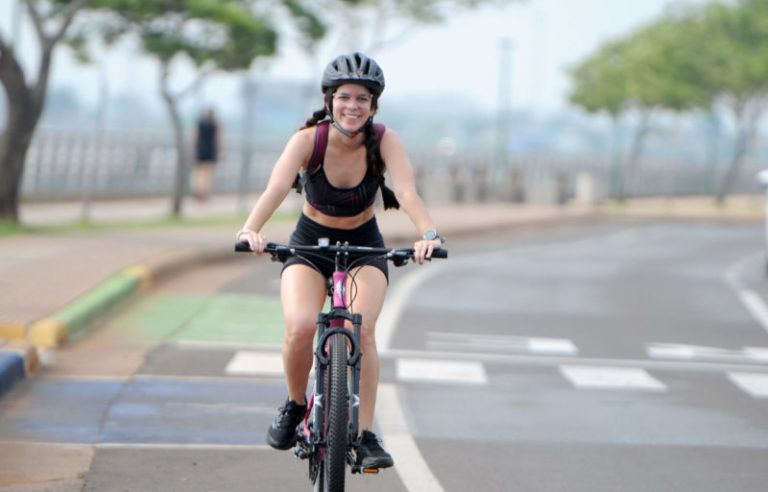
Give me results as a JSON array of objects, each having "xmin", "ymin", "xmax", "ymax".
[
  {"xmin": 601, "ymin": 195, "xmax": 764, "ymax": 220},
  {"xmin": 0, "ymin": 210, "xmax": 300, "ymax": 238},
  {"xmin": 0, "ymin": 220, "xmax": 28, "ymax": 237}
]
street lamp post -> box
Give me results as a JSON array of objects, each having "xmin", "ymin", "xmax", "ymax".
[
  {"xmin": 493, "ymin": 38, "xmax": 513, "ymax": 186},
  {"xmin": 756, "ymin": 169, "xmax": 768, "ymax": 275}
]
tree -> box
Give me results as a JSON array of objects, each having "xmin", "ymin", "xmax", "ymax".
[
  {"xmin": 314, "ymin": 0, "xmax": 516, "ymax": 55},
  {"xmin": 569, "ymin": 13, "xmax": 712, "ymax": 201},
  {"xmin": 0, "ymin": 0, "xmax": 90, "ymax": 223},
  {"xmin": 568, "ymin": 40, "xmax": 629, "ymax": 199},
  {"xmin": 569, "ymin": 0, "xmax": 768, "ymax": 203},
  {"xmin": 700, "ymin": 0, "xmax": 768, "ymax": 204},
  {"xmin": 613, "ymin": 18, "xmax": 707, "ymax": 200},
  {"xmin": 85, "ymin": 0, "xmax": 277, "ymax": 216}
]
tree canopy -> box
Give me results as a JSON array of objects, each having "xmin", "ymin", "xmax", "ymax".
[{"xmin": 568, "ymin": 0, "xmax": 768, "ymax": 202}]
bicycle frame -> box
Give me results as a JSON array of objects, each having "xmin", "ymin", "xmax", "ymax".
[{"xmin": 304, "ymin": 269, "xmax": 365, "ymax": 471}]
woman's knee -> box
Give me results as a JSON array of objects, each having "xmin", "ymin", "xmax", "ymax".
[
  {"xmin": 284, "ymin": 315, "xmax": 316, "ymax": 347},
  {"xmin": 359, "ymin": 318, "xmax": 379, "ymax": 349}
]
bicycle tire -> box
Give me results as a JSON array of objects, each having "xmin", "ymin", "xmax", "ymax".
[{"xmin": 324, "ymin": 332, "xmax": 349, "ymax": 491}]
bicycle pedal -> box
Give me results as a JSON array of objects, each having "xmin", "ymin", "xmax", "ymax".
[{"xmin": 351, "ymin": 464, "xmax": 380, "ymax": 474}]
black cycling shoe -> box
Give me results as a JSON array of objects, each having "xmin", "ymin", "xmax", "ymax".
[
  {"xmin": 266, "ymin": 399, "xmax": 307, "ymax": 450},
  {"xmin": 356, "ymin": 430, "xmax": 394, "ymax": 469}
]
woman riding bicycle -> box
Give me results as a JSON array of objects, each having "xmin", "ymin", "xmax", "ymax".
[{"xmin": 236, "ymin": 52, "xmax": 444, "ymax": 469}]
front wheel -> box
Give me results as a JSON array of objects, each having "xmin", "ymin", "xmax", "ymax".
[{"xmin": 323, "ymin": 332, "xmax": 349, "ymax": 491}]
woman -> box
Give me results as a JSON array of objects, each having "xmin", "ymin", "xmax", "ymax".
[{"xmin": 236, "ymin": 52, "xmax": 444, "ymax": 469}]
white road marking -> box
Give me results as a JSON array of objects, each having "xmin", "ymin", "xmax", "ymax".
[
  {"xmin": 647, "ymin": 343, "xmax": 768, "ymax": 364},
  {"xmin": 736, "ymin": 288, "xmax": 768, "ymax": 334},
  {"xmin": 528, "ymin": 337, "xmax": 579, "ymax": 355},
  {"xmin": 376, "ymin": 262, "xmax": 447, "ymax": 352},
  {"xmin": 225, "ymin": 351, "xmax": 284, "ymax": 376},
  {"xmin": 724, "ymin": 252, "xmax": 768, "ymax": 335},
  {"xmin": 376, "ymin": 383, "xmax": 445, "ymax": 492},
  {"xmin": 560, "ymin": 365, "xmax": 667, "ymax": 391},
  {"xmin": 727, "ymin": 372, "xmax": 768, "ymax": 398},
  {"xmin": 396, "ymin": 358, "xmax": 488, "ymax": 385},
  {"xmin": 383, "ymin": 347, "xmax": 768, "ymax": 374},
  {"xmin": 427, "ymin": 332, "xmax": 578, "ymax": 356},
  {"xmin": 95, "ymin": 442, "xmax": 271, "ymax": 450}
]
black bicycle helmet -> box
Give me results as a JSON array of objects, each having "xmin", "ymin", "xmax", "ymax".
[{"xmin": 321, "ymin": 52, "xmax": 385, "ymax": 96}]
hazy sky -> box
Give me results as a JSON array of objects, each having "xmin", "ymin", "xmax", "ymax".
[{"xmin": 1, "ymin": 0, "xmax": 709, "ymax": 116}]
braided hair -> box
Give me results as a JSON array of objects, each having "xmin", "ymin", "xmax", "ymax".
[{"xmin": 291, "ymin": 90, "xmax": 400, "ymax": 210}]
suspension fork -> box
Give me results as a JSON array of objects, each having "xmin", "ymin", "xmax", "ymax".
[
  {"xmin": 312, "ymin": 313, "xmax": 363, "ymax": 445},
  {"xmin": 349, "ymin": 312, "xmax": 362, "ymax": 443}
]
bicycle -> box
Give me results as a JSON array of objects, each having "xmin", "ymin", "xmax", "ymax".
[{"xmin": 235, "ymin": 239, "xmax": 447, "ymax": 491}]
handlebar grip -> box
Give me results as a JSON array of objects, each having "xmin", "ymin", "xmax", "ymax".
[
  {"xmin": 235, "ymin": 241, "xmax": 282, "ymax": 254},
  {"xmin": 234, "ymin": 241, "xmax": 252, "ymax": 252},
  {"xmin": 431, "ymin": 249, "xmax": 448, "ymax": 259}
]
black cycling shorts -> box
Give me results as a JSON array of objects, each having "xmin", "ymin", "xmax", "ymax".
[{"xmin": 281, "ymin": 213, "xmax": 389, "ymax": 282}]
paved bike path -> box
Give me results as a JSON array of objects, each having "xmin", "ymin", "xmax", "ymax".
[{"xmin": 0, "ymin": 196, "xmax": 596, "ymax": 399}]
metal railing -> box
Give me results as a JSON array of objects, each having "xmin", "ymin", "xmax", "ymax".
[{"xmin": 19, "ymin": 128, "xmax": 764, "ymax": 204}]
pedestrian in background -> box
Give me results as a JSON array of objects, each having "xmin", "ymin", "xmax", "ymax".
[{"xmin": 192, "ymin": 108, "xmax": 220, "ymax": 201}]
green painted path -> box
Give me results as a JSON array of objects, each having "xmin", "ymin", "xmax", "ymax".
[{"xmin": 110, "ymin": 293, "xmax": 286, "ymax": 346}]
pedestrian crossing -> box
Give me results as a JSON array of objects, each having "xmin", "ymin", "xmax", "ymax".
[
  {"xmin": 219, "ymin": 351, "xmax": 768, "ymax": 400},
  {"xmin": 220, "ymin": 333, "xmax": 768, "ymax": 400}
]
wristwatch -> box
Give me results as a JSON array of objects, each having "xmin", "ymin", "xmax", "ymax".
[{"xmin": 422, "ymin": 229, "xmax": 446, "ymax": 243}]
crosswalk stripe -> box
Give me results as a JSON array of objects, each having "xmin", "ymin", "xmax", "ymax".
[
  {"xmin": 426, "ymin": 332, "xmax": 578, "ymax": 356},
  {"xmin": 396, "ymin": 358, "xmax": 487, "ymax": 385},
  {"xmin": 225, "ymin": 351, "xmax": 284, "ymax": 376},
  {"xmin": 727, "ymin": 372, "xmax": 768, "ymax": 398},
  {"xmin": 560, "ymin": 365, "xmax": 667, "ymax": 391},
  {"xmin": 647, "ymin": 343, "xmax": 768, "ymax": 364}
]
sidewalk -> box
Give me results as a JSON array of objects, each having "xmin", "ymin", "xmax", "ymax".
[{"xmin": 0, "ymin": 194, "xmax": 598, "ymax": 398}]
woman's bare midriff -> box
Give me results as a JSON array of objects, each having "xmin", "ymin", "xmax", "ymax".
[{"xmin": 302, "ymin": 202, "xmax": 376, "ymax": 230}]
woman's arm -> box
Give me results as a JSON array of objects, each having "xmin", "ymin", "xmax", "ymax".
[
  {"xmin": 238, "ymin": 128, "xmax": 313, "ymax": 253},
  {"xmin": 380, "ymin": 128, "xmax": 443, "ymax": 263}
]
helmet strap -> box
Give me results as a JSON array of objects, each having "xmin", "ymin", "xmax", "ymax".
[{"xmin": 331, "ymin": 117, "xmax": 371, "ymax": 138}]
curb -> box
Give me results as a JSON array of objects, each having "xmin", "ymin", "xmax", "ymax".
[
  {"xmin": 0, "ymin": 340, "xmax": 40, "ymax": 397},
  {"xmin": 0, "ymin": 245, "xmax": 233, "ymax": 398},
  {"xmin": 26, "ymin": 246, "xmax": 234, "ymax": 348}
]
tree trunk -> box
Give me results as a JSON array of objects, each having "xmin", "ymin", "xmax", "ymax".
[
  {"xmin": 716, "ymin": 103, "xmax": 762, "ymax": 205},
  {"xmin": 716, "ymin": 129, "xmax": 749, "ymax": 205},
  {"xmin": 0, "ymin": 110, "xmax": 40, "ymax": 222},
  {"xmin": 159, "ymin": 60, "xmax": 187, "ymax": 218},
  {"xmin": 620, "ymin": 110, "xmax": 651, "ymax": 202},
  {"xmin": 0, "ymin": 57, "xmax": 44, "ymax": 223},
  {"xmin": 0, "ymin": 0, "xmax": 84, "ymax": 223}
]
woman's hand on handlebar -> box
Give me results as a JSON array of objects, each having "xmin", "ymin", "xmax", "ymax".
[
  {"xmin": 412, "ymin": 238, "xmax": 443, "ymax": 265},
  {"xmin": 236, "ymin": 228, "xmax": 267, "ymax": 255}
]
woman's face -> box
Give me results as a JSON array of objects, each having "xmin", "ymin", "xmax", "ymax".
[{"xmin": 329, "ymin": 83, "xmax": 375, "ymax": 134}]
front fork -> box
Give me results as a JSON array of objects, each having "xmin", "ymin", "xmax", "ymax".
[{"xmin": 296, "ymin": 310, "xmax": 363, "ymax": 466}]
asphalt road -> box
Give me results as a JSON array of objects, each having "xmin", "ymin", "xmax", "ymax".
[{"xmin": 2, "ymin": 219, "xmax": 768, "ymax": 491}]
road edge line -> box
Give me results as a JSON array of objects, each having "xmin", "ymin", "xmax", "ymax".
[{"xmin": 377, "ymin": 383, "xmax": 445, "ymax": 492}]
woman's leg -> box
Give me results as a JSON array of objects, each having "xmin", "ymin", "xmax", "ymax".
[
  {"xmin": 346, "ymin": 265, "xmax": 388, "ymax": 432},
  {"xmin": 280, "ymin": 264, "xmax": 327, "ymax": 404},
  {"xmin": 194, "ymin": 163, "xmax": 214, "ymax": 200}
]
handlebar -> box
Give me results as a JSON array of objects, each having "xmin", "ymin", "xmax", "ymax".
[{"xmin": 234, "ymin": 241, "xmax": 447, "ymax": 265}]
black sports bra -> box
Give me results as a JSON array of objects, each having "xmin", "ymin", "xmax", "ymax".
[{"xmin": 300, "ymin": 121, "xmax": 385, "ymax": 217}]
